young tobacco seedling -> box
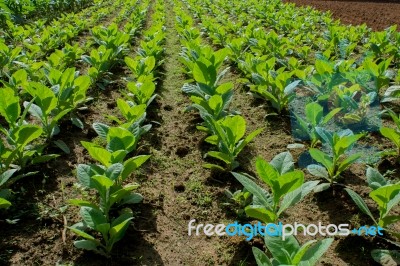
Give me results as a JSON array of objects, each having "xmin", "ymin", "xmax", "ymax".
[
  {"xmin": 69, "ymin": 126, "xmax": 150, "ymax": 255},
  {"xmin": 23, "ymin": 82, "xmax": 72, "ymax": 140},
  {"xmin": 124, "ymin": 56, "xmax": 156, "ymax": 80},
  {"xmin": 202, "ymin": 114, "xmax": 263, "ymax": 171},
  {"xmin": 307, "ymin": 128, "xmax": 363, "ymax": 190},
  {"xmin": 293, "ymin": 102, "xmax": 341, "ymax": 147},
  {"xmin": 252, "ymin": 234, "xmax": 333, "ymax": 266},
  {"xmin": 329, "ymin": 84, "xmax": 377, "ymax": 125},
  {"xmin": 232, "ymin": 152, "xmax": 319, "ymax": 223},
  {"xmin": 224, "ymin": 188, "xmax": 252, "ymax": 218},
  {"xmin": 69, "ymin": 157, "xmax": 149, "ymax": 255},
  {"xmin": 126, "ymin": 78, "xmax": 158, "ymax": 106},
  {"xmin": 250, "ymin": 68, "xmax": 300, "ymax": 113}
]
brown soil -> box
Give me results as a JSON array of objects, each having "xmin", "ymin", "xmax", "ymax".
[{"xmin": 283, "ymin": 0, "xmax": 400, "ymax": 31}]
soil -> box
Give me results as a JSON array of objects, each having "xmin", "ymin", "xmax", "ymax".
[
  {"xmin": 1, "ymin": 0, "xmax": 400, "ymax": 265},
  {"xmin": 283, "ymin": 0, "xmax": 400, "ymax": 31}
]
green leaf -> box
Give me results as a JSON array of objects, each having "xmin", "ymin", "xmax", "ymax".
[
  {"xmin": 299, "ymin": 238, "xmax": 333, "ymax": 265},
  {"xmin": 232, "ymin": 172, "xmax": 271, "ymax": 207},
  {"xmin": 73, "ymin": 240, "xmax": 99, "ymax": 251},
  {"xmin": 54, "ymin": 140, "xmax": 70, "ymax": 154},
  {"xmin": 109, "ymin": 217, "xmax": 133, "ymax": 243},
  {"xmin": 203, "ymin": 163, "xmax": 225, "ymax": 171},
  {"xmin": 278, "ymin": 181, "xmax": 319, "ymax": 215},
  {"xmin": 31, "ymin": 154, "xmax": 59, "ymax": 164},
  {"xmin": 274, "ymin": 170, "xmax": 304, "ymax": 202},
  {"xmin": 121, "ymin": 155, "xmax": 150, "ymax": 180},
  {"xmin": 245, "ymin": 205, "xmax": 276, "ymax": 223},
  {"xmin": 0, "ymin": 198, "xmax": 11, "ymax": 209},
  {"xmin": 14, "ymin": 125, "xmax": 43, "ymax": 148},
  {"xmin": 337, "ymin": 153, "xmax": 361, "ymax": 174},
  {"xmin": 0, "ymin": 169, "xmax": 18, "ymax": 186},
  {"xmin": 270, "ymin": 152, "xmax": 294, "ymax": 175},
  {"xmin": 307, "ymin": 164, "xmax": 329, "ymax": 179},
  {"xmin": 81, "ymin": 141, "xmax": 112, "ymax": 167},
  {"xmin": 265, "ymin": 234, "xmax": 299, "ymax": 264},
  {"xmin": 305, "ymin": 102, "xmax": 323, "ymax": 126},
  {"xmin": 345, "ymin": 188, "xmax": 376, "ymax": 224},
  {"xmin": 207, "ymin": 151, "xmax": 232, "ymax": 164},
  {"xmin": 106, "ymin": 163, "xmax": 123, "ymax": 181},
  {"xmin": 308, "ymin": 149, "xmax": 333, "ymax": 175},
  {"xmin": 0, "ymin": 87, "xmax": 20, "ymax": 125},
  {"xmin": 93, "ymin": 123, "xmax": 109, "ymax": 140},
  {"xmin": 370, "ymin": 184, "xmax": 400, "ymax": 217},
  {"xmin": 193, "ymin": 61, "xmax": 216, "ymax": 86},
  {"xmin": 68, "ymin": 199, "xmax": 97, "ymax": 209},
  {"xmin": 292, "ymin": 240, "xmax": 317, "ymax": 264},
  {"xmin": 69, "ymin": 227, "xmax": 96, "ymax": 240},
  {"xmin": 252, "ymin": 247, "xmax": 272, "ymax": 266},
  {"xmin": 80, "ymin": 207, "xmax": 107, "ymax": 229},
  {"xmin": 255, "ymin": 157, "xmax": 278, "ymax": 186},
  {"xmin": 371, "ymin": 249, "xmax": 400, "ymax": 266},
  {"xmin": 366, "ymin": 167, "xmax": 387, "ymax": 189}
]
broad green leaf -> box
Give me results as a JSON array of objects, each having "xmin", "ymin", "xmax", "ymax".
[
  {"xmin": 306, "ymin": 102, "xmax": 323, "ymax": 126},
  {"xmin": 256, "ymin": 157, "xmax": 278, "ymax": 186},
  {"xmin": 308, "ymin": 149, "xmax": 333, "ymax": 175},
  {"xmin": 292, "ymin": 240, "xmax": 317, "ymax": 264},
  {"xmin": 68, "ymin": 199, "xmax": 97, "ymax": 209},
  {"xmin": 371, "ymin": 249, "xmax": 400, "ymax": 266},
  {"xmin": 0, "ymin": 87, "xmax": 20, "ymax": 125},
  {"xmin": 299, "ymin": 238, "xmax": 333, "ymax": 265},
  {"xmin": 337, "ymin": 153, "xmax": 362, "ymax": 174},
  {"xmin": 81, "ymin": 141, "xmax": 112, "ymax": 167},
  {"xmin": 381, "ymin": 127, "xmax": 400, "ymax": 148},
  {"xmin": 270, "ymin": 152, "xmax": 294, "ymax": 175},
  {"xmin": 207, "ymin": 151, "xmax": 232, "ymax": 164},
  {"xmin": 307, "ymin": 164, "xmax": 329, "ymax": 179},
  {"xmin": 345, "ymin": 188, "xmax": 376, "ymax": 224},
  {"xmin": 245, "ymin": 205, "xmax": 276, "ymax": 223},
  {"xmin": 121, "ymin": 155, "xmax": 150, "ymax": 181},
  {"xmin": 232, "ymin": 172, "xmax": 271, "ymax": 207},
  {"xmin": 14, "ymin": 125, "xmax": 43, "ymax": 148},
  {"xmin": 0, "ymin": 198, "xmax": 11, "ymax": 209},
  {"xmin": 0, "ymin": 169, "xmax": 18, "ymax": 186},
  {"xmin": 278, "ymin": 181, "xmax": 319, "ymax": 215},
  {"xmin": 274, "ymin": 170, "xmax": 304, "ymax": 202},
  {"xmin": 265, "ymin": 234, "xmax": 299, "ymax": 265},
  {"xmin": 366, "ymin": 167, "xmax": 387, "ymax": 190},
  {"xmin": 370, "ymin": 184, "xmax": 400, "ymax": 217},
  {"xmin": 73, "ymin": 239, "xmax": 99, "ymax": 251},
  {"xmin": 80, "ymin": 206, "xmax": 107, "ymax": 229},
  {"xmin": 109, "ymin": 217, "xmax": 133, "ymax": 243}
]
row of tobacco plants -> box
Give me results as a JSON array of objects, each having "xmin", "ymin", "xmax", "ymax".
[
  {"xmin": 0, "ymin": 0, "xmax": 166, "ymax": 257},
  {"xmin": 177, "ymin": 0, "xmax": 400, "ymax": 264}
]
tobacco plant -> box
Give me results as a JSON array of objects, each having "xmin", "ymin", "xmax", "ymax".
[
  {"xmin": 202, "ymin": 114, "xmax": 263, "ymax": 171},
  {"xmin": 69, "ymin": 124, "xmax": 150, "ymax": 255},
  {"xmin": 307, "ymin": 128, "xmax": 363, "ymax": 189},
  {"xmin": 232, "ymin": 152, "xmax": 319, "ymax": 223},
  {"xmin": 252, "ymin": 234, "xmax": 333, "ymax": 266},
  {"xmin": 292, "ymin": 102, "xmax": 341, "ymax": 147},
  {"xmin": 345, "ymin": 184, "xmax": 400, "ymax": 235}
]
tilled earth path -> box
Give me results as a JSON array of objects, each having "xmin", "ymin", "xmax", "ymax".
[{"xmin": 283, "ymin": 0, "xmax": 400, "ymax": 31}]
